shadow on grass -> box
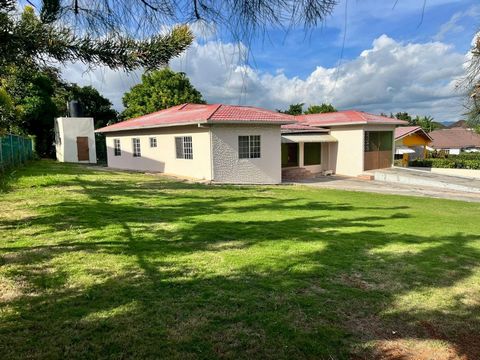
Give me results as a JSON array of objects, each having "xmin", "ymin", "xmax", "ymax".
[{"xmin": 1, "ymin": 161, "xmax": 479, "ymax": 359}]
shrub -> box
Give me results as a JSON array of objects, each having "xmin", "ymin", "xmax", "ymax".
[{"xmin": 410, "ymin": 158, "xmax": 480, "ymax": 169}]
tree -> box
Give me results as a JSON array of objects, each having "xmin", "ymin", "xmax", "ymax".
[
  {"xmin": 63, "ymin": 85, "xmax": 118, "ymax": 129},
  {"xmin": 1, "ymin": 5, "xmax": 193, "ymax": 71},
  {"xmin": 394, "ymin": 112, "xmax": 413, "ymax": 123},
  {"xmin": 304, "ymin": 103, "xmax": 337, "ymax": 114},
  {"xmin": 121, "ymin": 68, "xmax": 205, "ymax": 119},
  {"xmin": 278, "ymin": 103, "xmax": 304, "ymax": 116}
]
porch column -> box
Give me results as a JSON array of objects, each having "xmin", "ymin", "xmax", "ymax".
[{"xmin": 299, "ymin": 142, "xmax": 304, "ymax": 167}]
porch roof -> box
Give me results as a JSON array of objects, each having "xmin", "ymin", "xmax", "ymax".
[{"xmin": 281, "ymin": 134, "xmax": 338, "ymax": 143}]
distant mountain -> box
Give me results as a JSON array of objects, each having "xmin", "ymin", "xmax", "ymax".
[
  {"xmin": 448, "ymin": 120, "xmax": 468, "ymax": 129},
  {"xmin": 441, "ymin": 121, "xmax": 456, "ymax": 128},
  {"xmin": 433, "ymin": 121, "xmax": 446, "ymax": 129}
]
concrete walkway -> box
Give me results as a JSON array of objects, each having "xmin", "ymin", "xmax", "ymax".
[
  {"xmin": 292, "ymin": 175, "xmax": 480, "ymax": 203},
  {"xmin": 370, "ymin": 167, "xmax": 480, "ymax": 194}
]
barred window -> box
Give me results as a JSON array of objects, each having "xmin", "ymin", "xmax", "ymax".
[
  {"xmin": 114, "ymin": 139, "xmax": 121, "ymax": 156},
  {"xmin": 149, "ymin": 137, "xmax": 157, "ymax": 148},
  {"xmin": 175, "ymin": 136, "xmax": 193, "ymax": 159},
  {"xmin": 238, "ymin": 135, "xmax": 261, "ymax": 159},
  {"xmin": 132, "ymin": 138, "xmax": 141, "ymax": 157}
]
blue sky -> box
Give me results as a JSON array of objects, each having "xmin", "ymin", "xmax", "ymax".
[
  {"xmin": 62, "ymin": 0, "xmax": 480, "ymax": 122},
  {"xmin": 246, "ymin": 0, "xmax": 479, "ymax": 78}
]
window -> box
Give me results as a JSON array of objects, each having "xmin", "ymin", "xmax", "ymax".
[
  {"xmin": 132, "ymin": 138, "xmax": 141, "ymax": 157},
  {"xmin": 149, "ymin": 137, "xmax": 157, "ymax": 148},
  {"xmin": 114, "ymin": 139, "xmax": 121, "ymax": 156},
  {"xmin": 304, "ymin": 142, "xmax": 321, "ymax": 165},
  {"xmin": 364, "ymin": 131, "xmax": 393, "ymax": 152},
  {"xmin": 175, "ymin": 136, "xmax": 193, "ymax": 159},
  {"xmin": 238, "ymin": 135, "xmax": 261, "ymax": 159}
]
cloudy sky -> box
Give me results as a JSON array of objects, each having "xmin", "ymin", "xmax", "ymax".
[{"xmin": 62, "ymin": 0, "xmax": 480, "ymax": 122}]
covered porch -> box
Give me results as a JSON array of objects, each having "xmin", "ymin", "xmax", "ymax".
[{"xmin": 281, "ymin": 132, "xmax": 337, "ymax": 181}]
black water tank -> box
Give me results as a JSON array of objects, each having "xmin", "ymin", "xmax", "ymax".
[{"xmin": 68, "ymin": 100, "xmax": 83, "ymax": 117}]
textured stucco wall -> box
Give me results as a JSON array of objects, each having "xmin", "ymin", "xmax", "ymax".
[
  {"xmin": 211, "ymin": 124, "xmax": 282, "ymax": 184},
  {"xmin": 55, "ymin": 117, "xmax": 96, "ymax": 163},
  {"xmin": 105, "ymin": 125, "xmax": 212, "ymax": 180}
]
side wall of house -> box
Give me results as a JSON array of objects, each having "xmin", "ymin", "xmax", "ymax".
[
  {"xmin": 328, "ymin": 126, "xmax": 365, "ymax": 176},
  {"xmin": 211, "ymin": 124, "xmax": 282, "ymax": 184},
  {"xmin": 105, "ymin": 125, "xmax": 212, "ymax": 180}
]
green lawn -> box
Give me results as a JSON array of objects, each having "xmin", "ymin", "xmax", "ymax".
[{"xmin": 1, "ymin": 160, "xmax": 479, "ymax": 359}]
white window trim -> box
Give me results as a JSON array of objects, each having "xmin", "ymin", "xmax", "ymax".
[
  {"xmin": 238, "ymin": 135, "xmax": 261, "ymax": 159},
  {"xmin": 113, "ymin": 138, "xmax": 121, "ymax": 156},
  {"xmin": 149, "ymin": 137, "xmax": 157, "ymax": 148},
  {"xmin": 175, "ymin": 136, "xmax": 193, "ymax": 159},
  {"xmin": 132, "ymin": 138, "xmax": 141, "ymax": 157}
]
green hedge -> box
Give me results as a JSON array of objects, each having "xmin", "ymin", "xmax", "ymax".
[{"xmin": 411, "ymin": 158, "xmax": 480, "ymax": 169}]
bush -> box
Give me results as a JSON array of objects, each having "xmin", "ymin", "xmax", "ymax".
[{"xmin": 411, "ymin": 158, "xmax": 480, "ymax": 169}]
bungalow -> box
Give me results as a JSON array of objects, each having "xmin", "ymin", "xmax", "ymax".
[
  {"xmin": 96, "ymin": 104, "xmax": 407, "ymax": 184},
  {"xmin": 428, "ymin": 128, "xmax": 480, "ymax": 155},
  {"xmin": 394, "ymin": 126, "xmax": 432, "ymax": 162}
]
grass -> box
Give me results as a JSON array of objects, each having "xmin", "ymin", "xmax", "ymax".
[{"xmin": 1, "ymin": 160, "xmax": 479, "ymax": 359}]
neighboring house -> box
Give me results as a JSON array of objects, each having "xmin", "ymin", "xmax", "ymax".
[
  {"xmin": 55, "ymin": 117, "xmax": 97, "ymax": 164},
  {"xmin": 394, "ymin": 126, "xmax": 432, "ymax": 161},
  {"xmin": 96, "ymin": 105, "xmax": 407, "ymax": 183},
  {"xmin": 428, "ymin": 128, "xmax": 480, "ymax": 155}
]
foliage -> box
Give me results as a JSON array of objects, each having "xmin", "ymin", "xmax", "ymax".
[
  {"xmin": 411, "ymin": 157, "xmax": 480, "ymax": 169},
  {"xmin": 122, "ymin": 68, "xmax": 205, "ymax": 119},
  {"xmin": 304, "ymin": 103, "xmax": 337, "ymax": 114},
  {"xmin": 394, "ymin": 112, "xmax": 441, "ymax": 132},
  {"xmin": 1, "ymin": 5, "xmax": 193, "ymax": 71},
  {"xmin": 279, "ymin": 103, "xmax": 337, "ymax": 115},
  {"xmin": 278, "ymin": 103, "xmax": 304, "ymax": 115},
  {"xmin": 1, "ymin": 64, "xmax": 117, "ymax": 157},
  {"xmin": 1, "ymin": 160, "xmax": 480, "ymax": 358},
  {"xmin": 33, "ymin": 0, "xmax": 337, "ymax": 43}
]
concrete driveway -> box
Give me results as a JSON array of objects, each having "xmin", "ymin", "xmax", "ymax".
[{"xmin": 290, "ymin": 176, "xmax": 480, "ymax": 203}]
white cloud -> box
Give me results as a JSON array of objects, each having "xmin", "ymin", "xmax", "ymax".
[
  {"xmin": 60, "ymin": 34, "xmax": 468, "ymax": 122},
  {"xmin": 433, "ymin": 4, "xmax": 480, "ymax": 41}
]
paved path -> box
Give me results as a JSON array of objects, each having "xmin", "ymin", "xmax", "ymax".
[
  {"xmin": 292, "ymin": 176, "xmax": 480, "ymax": 203},
  {"xmin": 370, "ymin": 167, "xmax": 480, "ymax": 194}
]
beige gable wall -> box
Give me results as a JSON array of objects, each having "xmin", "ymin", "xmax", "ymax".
[
  {"xmin": 211, "ymin": 124, "xmax": 282, "ymax": 184},
  {"xmin": 328, "ymin": 126, "xmax": 365, "ymax": 176},
  {"xmin": 328, "ymin": 124, "xmax": 396, "ymax": 176},
  {"xmin": 105, "ymin": 125, "xmax": 213, "ymax": 180}
]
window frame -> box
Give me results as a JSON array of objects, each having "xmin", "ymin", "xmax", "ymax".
[
  {"xmin": 175, "ymin": 136, "xmax": 193, "ymax": 160},
  {"xmin": 149, "ymin": 137, "xmax": 157, "ymax": 148},
  {"xmin": 113, "ymin": 138, "xmax": 121, "ymax": 156},
  {"xmin": 132, "ymin": 138, "xmax": 141, "ymax": 157},
  {"xmin": 238, "ymin": 135, "xmax": 261, "ymax": 159}
]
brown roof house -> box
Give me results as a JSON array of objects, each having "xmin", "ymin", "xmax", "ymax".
[{"xmin": 428, "ymin": 128, "xmax": 480, "ymax": 155}]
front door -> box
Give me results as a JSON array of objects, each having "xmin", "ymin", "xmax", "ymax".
[
  {"xmin": 76, "ymin": 137, "xmax": 89, "ymax": 161},
  {"xmin": 282, "ymin": 143, "xmax": 299, "ymax": 167}
]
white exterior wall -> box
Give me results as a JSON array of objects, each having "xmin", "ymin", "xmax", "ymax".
[
  {"xmin": 328, "ymin": 126, "xmax": 365, "ymax": 176},
  {"xmin": 211, "ymin": 125, "xmax": 282, "ymax": 184},
  {"xmin": 55, "ymin": 117, "xmax": 96, "ymax": 163},
  {"xmin": 105, "ymin": 125, "xmax": 212, "ymax": 180},
  {"xmin": 328, "ymin": 124, "xmax": 396, "ymax": 177}
]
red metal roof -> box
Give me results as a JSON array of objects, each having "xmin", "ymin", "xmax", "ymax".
[
  {"xmin": 395, "ymin": 126, "xmax": 432, "ymax": 141},
  {"xmin": 96, "ymin": 103, "xmax": 295, "ymax": 133},
  {"xmin": 429, "ymin": 128, "xmax": 480, "ymax": 149},
  {"xmin": 297, "ymin": 110, "xmax": 408, "ymax": 127}
]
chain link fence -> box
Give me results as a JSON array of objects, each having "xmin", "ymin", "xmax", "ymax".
[{"xmin": 0, "ymin": 134, "xmax": 34, "ymax": 172}]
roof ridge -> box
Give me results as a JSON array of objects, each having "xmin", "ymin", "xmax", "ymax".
[{"xmin": 206, "ymin": 104, "xmax": 223, "ymax": 120}]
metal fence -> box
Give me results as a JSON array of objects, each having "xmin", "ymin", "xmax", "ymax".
[{"xmin": 0, "ymin": 134, "xmax": 34, "ymax": 171}]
